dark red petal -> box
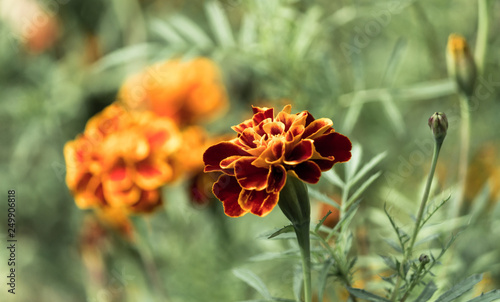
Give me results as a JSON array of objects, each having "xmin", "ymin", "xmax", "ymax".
[
  {"xmin": 203, "ymin": 142, "xmax": 250, "ymax": 172},
  {"xmin": 239, "ymin": 189, "xmax": 279, "ymax": 217},
  {"xmin": 238, "ymin": 128, "xmax": 258, "ymax": 148},
  {"xmin": 252, "ymin": 107, "xmax": 274, "ymax": 125},
  {"xmin": 312, "ymin": 159, "xmax": 335, "ymax": 171},
  {"xmin": 293, "ymin": 161, "xmax": 322, "ymax": 184},
  {"xmin": 267, "ymin": 165, "xmax": 287, "ymax": 193},
  {"xmin": 231, "ymin": 119, "xmax": 254, "ymax": 134},
  {"xmin": 284, "ymin": 139, "xmax": 314, "ymax": 165},
  {"xmin": 304, "ymin": 111, "xmax": 315, "ymax": 127},
  {"xmin": 314, "ymin": 132, "xmax": 352, "ymax": 163},
  {"xmin": 213, "ymin": 175, "xmax": 246, "ymax": 217},
  {"xmin": 302, "ymin": 118, "xmax": 333, "ymax": 139},
  {"xmin": 235, "ymin": 158, "xmax": 269, "ymax": 190}
]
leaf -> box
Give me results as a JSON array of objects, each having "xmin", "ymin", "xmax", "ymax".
[
  {"xmin": 315, "ymin": 210, "xmax": 332, "ymax": 232},
  {"xmin": 268, "ymin": 225, "xmax": 294, "ymax": 239},
  {"xmin": 323, "ymin": 169, "xmax": 345, "ymax": 187},
  {"xmin": 233, "ymin": 268, "xmax": 272, "ymax": 299},
  {"xmin": 92, "ymin": 44, "xmax": 152, "ymax": 72},
  {"xmin": 383, "ymin": 238, "xmax": 403, "ymax": 253},
  {"xmin": 291, "ymin": 6, "xmax": 321, "ymax": 59},
  {"xmin": 413, "ymin": 281, "xmax": 437, "ymax": 302},
  {"xmin": 349, "ymin": 151, "xmax": 387, "ymax": 187},
  {"xmin": 466, "ymin": 290, "xmax": 500, "ymax": 302},
  {"xmin": 239, "ymin": 14, "xmax": 257, "ymax": 47},
  {"xmin": 434, "ymin": 274, "xmax": 483, "ymax": 302},
  {"xmin": 347, "ymin": 287, "xmax": 391, "ymax": 302},
  {"xmin": 346, "ymin": 171, "xmax": 382, "ymax": 207},
  {"xmin": 379, "ymin": 255, "xmax": 397, "ymax": 271},
  {"xmin": 169, "ymin": 15, "xmax": 213, "ymax": 48},
  {"xmin": 308, "ymin": 187, "xmax": 340, "ymax": 210},
  {"xmin": 151, "ymin": 19, "xmax": 186, "ymax": 45},
  {"xmin": 346, "ymin": 144, "xmax": 363, "ymax": 181},
  {"xmin": 205, "ymin": 1, "xmax": 235, "ymax": 47}
]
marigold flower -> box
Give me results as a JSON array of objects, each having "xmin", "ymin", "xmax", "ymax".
[
  {"xmin": 64, "ymin": 103, "xmax": 181, "ymax": 214},
  {"xmin": 203, "ymin": 105, "xmax": 352, "ymax": 217},
  {"xmin": 118, "ymin": 58, "xmax": 228, "ymax": 126}
]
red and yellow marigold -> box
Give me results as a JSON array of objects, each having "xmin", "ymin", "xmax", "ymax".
[
  {"xmin": 203, "ymin": 105, "xmax": 352, "ymax": 217},
  {"xmin": 64, "ymin": 103, "xmax": 181, "ymax": 214}
]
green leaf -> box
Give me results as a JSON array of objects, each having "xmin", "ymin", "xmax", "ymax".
[
  {"xmin": 346, "ymin": 144, "xmax": 363, "ymax": 181},
  {"xmin": 466, "ymin": 290, "xmax": 500, "ymax": 302},
  {"xmin": 315, "ymin": 210, "xmax": 332, "ymax": 232},
  {"xmin": 293, "ymin": 266, "xmax": 302, "ymax": 302},
  {"xmin": 413, "ymin": 281, "xmax": 437, "ymax": 302},
  {"xmin": 151, "ymin": 19, "xmax": 186, "ymax": 45},
  {"xmin": 268, "ymin": 225, "xmax": 294, "ymax": 239},
  {"xmin": 347, "ymin": 287, "xmax": 391, "ymax": 302},
  {"xmin": 92, "ymin": 44, "xmax": 152, "ymax": 72},
  {"xmin": 205, "ymin": 1, "xmax": 235, "ymax": 47},
  {"xmin": 308, "ymin": 188, "xmax": 340, "ymax": 209},
  {"xmin": 349, "ymin": 151, "xmax": 387, "ymax": 187},
  {"xmin": 434, "ymin": 274, "xmax": 483, "ymax": 302},
  {"xmin": 323, "ymin": 169, "xmax": 345, "ymax": 187},
  {"xmin": 169, "ymin": 15, "xmax": 213, "ymax": 48},
  {"xmin": 346, "ymin": 171, "xmax": 382, "ymax": 207},
  {"xmin": 239, "ymin": 14, "xmax": 257, "ymax": 47},
  {"xmin": 291, "ymin": 6, "xmax": 321, "ymax": 59},
  {"xmin": 233, "ymin": 268, "xmax": 272, "ymax": 299}
]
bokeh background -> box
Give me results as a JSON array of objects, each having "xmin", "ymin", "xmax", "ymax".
[{"xmin": 1, "ymin": 0, "xmax": 499, "ymax": 301}]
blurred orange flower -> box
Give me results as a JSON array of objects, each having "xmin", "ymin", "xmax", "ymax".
[
  {"xmin": 118, "ymin": 58, "xmax": 228, "ymax": 126},
  {"xmin": 0, "ymin": 0, "xmax": 59, "ymax": 54},
  {"xmin": 64, "ymin": 103, "xmax": 181, "ymax": 214}
]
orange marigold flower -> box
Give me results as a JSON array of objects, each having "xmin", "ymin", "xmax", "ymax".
[
  {"xmin": 203, "ymin": 105, "xmax": 352, "ymax": 217},
  {"xmin": 64, "ymin": 103, "xmax": 181, "ymax": 214},
  {"xmin": 118, "ymin": 58, "xmax": 228, "ymax": 126}
]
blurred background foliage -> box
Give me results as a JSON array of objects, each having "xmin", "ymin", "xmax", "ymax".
[{"xmin": 0, "ymin": 0, "xmax": 499, "ymax": 301}]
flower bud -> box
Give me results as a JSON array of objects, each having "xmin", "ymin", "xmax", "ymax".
[
  {"xmin": 419, "ymin": 254, "xmax": 430, "ymax": 265},
  {"xmin": 428, "ymin": 112, "xmax": 448, "ymax": 143},
  {"xmin": 446, "ymin": 34, "xmax": 477, "ymax": 97}
]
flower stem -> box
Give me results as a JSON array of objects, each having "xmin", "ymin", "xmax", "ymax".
[
  {"xmin": 475, "ymin": 0, "xmax": 489, "ymax": 75},
  {"xmin": 295, "ymin": 222, "xmax": 312, "ymax": 302},
  {"xmin": 454, "ymin": 95, "xmax": 470, "ymax": 217},
  {"xmin": 390, "ymin": 139, "xmax": 442, "ymax": 301}
]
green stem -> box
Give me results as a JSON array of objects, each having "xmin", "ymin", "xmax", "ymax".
[
  {"xmin": 295, "ymin": 223, "xmax": 312, "ymax": 302},
  {"xmin": 400, "ymin": 263, "xmax": 426, "ymax": 302},
  {"xmin": 475, "ymin": 0, "xmax": 489, "ymax": 75},
  {"xmin": 454, "ymin": 95, "xmax": 470, "ymax": 217},
  {"xmin": 390, "ymin": 140, "xmax": 442, "ymax": 302}
]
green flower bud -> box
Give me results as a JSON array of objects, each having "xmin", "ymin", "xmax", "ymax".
[
  {"xmin": 446, "ymin": 34, "xmax": 477, "ymax": 97},
  {"xmin": 428, "ymin": 112, "xmax": 448, "ymax": 143},
  {"xmin": 419, "ymin": 254, "xmax": 430, "ymax": 265}
]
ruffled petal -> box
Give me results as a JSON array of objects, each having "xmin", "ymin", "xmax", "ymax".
[
  {"xmin": 203, "ymin": 142, "xmax": 250, "ymax": 172},
  {"xmin": 314, "ymin": 132, "xmax": 352, "ymax": 163},
  {"xmin": 235, "ymin": 158, "xmax": 270, "ymax": 190},
  {"xmin": 252, "ymin": 106, "xmax": 274, "ymax": 126},
  {"xmin": 284, "ymin": 139, "xmax": 314, "ymax": 165},
  {"xmin": 302, "ymin": 118, "xmax": 333, "ymax": 139},
  {"xmin": 134, "ymin": 159, "xmax": 173, "ymax": 190},
  {"xmin": 213, "ymin": 175, "xmax": 246, "ymax": 217},
  {"xmin": 266, "ymin": 165, "xmax": 287, "ymax": 193},
  {"xmin": 292, "ymin": 161, "xmax": 322, "ymax": 184},
  {"xmin": 238, "ymin": 189, "xmax": 279, "ymax": 217}
]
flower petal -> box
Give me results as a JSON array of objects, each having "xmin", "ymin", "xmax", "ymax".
[
  {"xmin": 302, "ymin": 118, "xmax": 333, "ymax": 139},
  {"xmin": 267, "ymin": 165, "xmax": 287, "ymax": 193},
  {"xmin": 235, "ymin": 158, "xmax": 270, "ymax": 190},
  {"xmin": 203, "ymin": 142, "xmax": 250, "ymax": 172},
  {"xmin": 238, "ymin": 189, "xmax": 279, "ymax": 217},
  {"xmin": 284, "ymin": 139, "xmax": 314, "ymax": 165},
  {"xmin": 292, "ymin": 161, "xmax": 322, "ymax": 184},
  {"xmin": 314, "ymin": 132, "xmax": 352, "ymax": 164},
  {"xmin": 252, "ymin": 106, "xmax": 274, "ymax": 125},
  {"xmin": 213, "ymin": 175, "xmax": 246, "ymax": 217}
]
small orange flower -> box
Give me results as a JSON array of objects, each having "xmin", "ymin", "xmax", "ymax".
[
  {"xmin": 446, "ymin": 34, "xmax": 477, "ymax": 97},
  {"xmin": 118, "ymin": 58, "xmax": 228, "ymax": 126},
  {"xmin": 203, "ymin": 105, "xmax": 352, "ymax": 217},
  {"xmin": 64, "ymin": 103, "xmax": 181, "ymax": 214},
  {"xmin": 0, "ymin": 0, "xmax": 59, "ymax": 54}
]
